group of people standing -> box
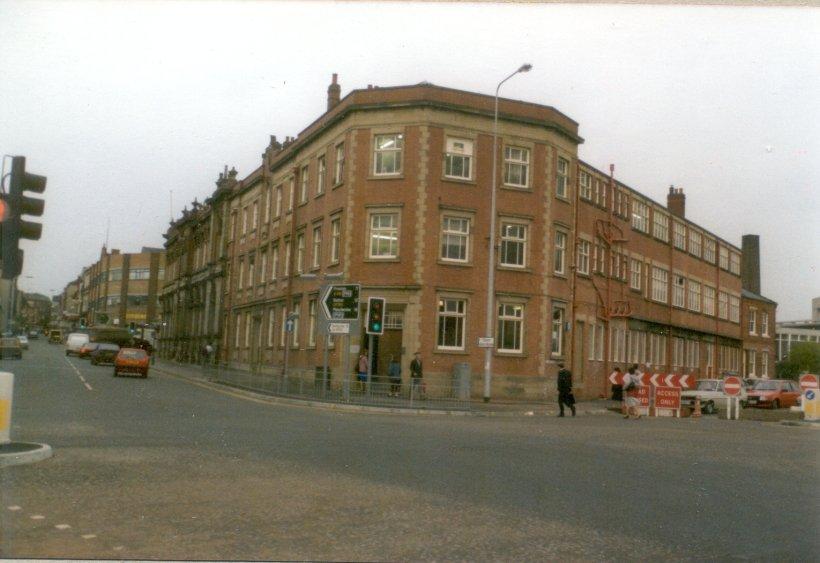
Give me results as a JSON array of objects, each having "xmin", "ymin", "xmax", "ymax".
[
  {"xmin": 356, "ymin": 351, "xmax": 424, "ymax": 397},
  {"xmin": 556, "ymin": 363, "xmax": 645, "ymax": 419}
]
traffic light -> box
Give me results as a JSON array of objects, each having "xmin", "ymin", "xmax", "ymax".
[
  {"xmin": 366, "ymin": 297, "xmax": 386, "ymax": 335},
  {"xmin": 1, "ymin": 156, "xmax": 46, "ymax": 279}
]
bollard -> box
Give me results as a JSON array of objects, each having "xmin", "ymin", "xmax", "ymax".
[
  {"xmin": 1, "ymin": 372, "xmax": 14, "ymax": 445},
  {"xmin": 692, "ymin": 396, "xmax": 702, "ymax": 418}
]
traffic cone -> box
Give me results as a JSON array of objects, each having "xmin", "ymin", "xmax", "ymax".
[{"xmin": 692, "ymin": 396, "xmax": 702, "ymax": 418}]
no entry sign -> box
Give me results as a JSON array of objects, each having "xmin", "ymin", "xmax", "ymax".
[
  {"xmin": 723, "ymin": 376, "xmax": 743, "ymax": 397},
  {"xmin": 799, "ymin": 374, "xmax": 818, "ymax": 393}
]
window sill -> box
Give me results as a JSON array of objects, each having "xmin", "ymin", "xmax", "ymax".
[
  {"xmin": 496, "ymin": 351, "xmax": 527, "ymax": 358},
  {"xmin": 500, "ymin": 184, "xmax": 531, "ymax": 192},
  {"xmin": 332, "ymin": 181, "xmax": 344, "ymax": 190},
  {"xmin": 554, "ymin": 194, "xmax": 571, "ymax": 204},
  {"xmin": 441, "ymin": 176, "xmax": 476, "ymax": 186},
  {"xmin": 553, "ymin": 272, "xmax": 568, "ymax": 279},
  {"xmin": 314, "ymin": 191, "xmax": 325, "ymax": 200},
  {"xmin": 363, "ymin": 257, "xmax": 400, "ymax": 263},
  {"xmin": 498, "ymin": 265, "xmax": 532, "ymax": 273},
  {"xmin": 433, "ymin": 348, "xmax": 468, "ymax": 356},
  {"xmin": 437, "ymin": 260, "xmax": 473, "ymax": 268},
  {"xmin": 368, "ymin": 174, "xmax": 404, "ymax": 181}
]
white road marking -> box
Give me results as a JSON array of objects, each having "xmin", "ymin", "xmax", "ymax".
[
  {"xmin": 30, "ymin": 514, "xmax": 45, "ymax": 520},
  {"xmin": 81, "ymin": 534, "xmax": 97, "ymax": 540},
  {"xmin": 55, "ymin": 524, "xmax": 71, "ymax": 530},
  {"xmin": 64, "ymin": 357, "xmax": 93, "ymax": 391},
  {"xmin": 7, "ymin": 505, "xmax": 22, "ymax": 511}
]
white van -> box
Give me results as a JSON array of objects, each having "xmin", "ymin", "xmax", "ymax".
[{"xmin": 65, "ymin": 332, "xmax": 90, "ymax": 356}]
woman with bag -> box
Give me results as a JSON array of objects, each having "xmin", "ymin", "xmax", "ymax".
[{"xmin": 623, "ymin": 364, "xmax": 642, "ymax": 419}]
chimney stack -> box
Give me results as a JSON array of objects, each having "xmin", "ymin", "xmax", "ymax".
[
  {"xmin": 667, "ymin": 185, "xmax": 685, "ymax": 218},
  {"xmin": 327, "ymin": 73, "xmax": 341, "ymax": 111},
  {"xmin": 741, "ymin": 234, "xmax": 761, "ymax": 294}
]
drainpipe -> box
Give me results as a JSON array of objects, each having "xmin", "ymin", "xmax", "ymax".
[{"xmin": 602, "ymin": 165, "xmax": 615, "ymax": 398}]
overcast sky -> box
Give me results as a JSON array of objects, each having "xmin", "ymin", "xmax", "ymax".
[{"xmin": 1, "ymin": 1, "xmax": 817, "ymax": 321}]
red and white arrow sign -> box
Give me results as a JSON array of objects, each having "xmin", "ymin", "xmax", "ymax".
[
  {"xmin": 646, "ymin": 373, "xmax": 692, "ymax": 388},
  {"xmin": 609, "ymin": 371, "xmax": 625, "ymax": 386}
]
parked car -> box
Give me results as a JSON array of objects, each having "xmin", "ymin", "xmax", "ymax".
[
  {"xmin": 746, "ymin": 379, "xmax": 802, "ymax": 409},
  {"xmin": 90, "ymin": 343, "xmax": 120, "ymax": 366},
  {"xmin": 681, "ymin": 379, "xmax": 748, "ymax": 414},
  {"xmin": 17, "ymin": 335, "xmax": 29, "ymax": 350},
  {"xmin": 0, "ymin": 337, "xmax": 23, "ymax": 359},
  {"xmin": 113, "ymin": 347, "xmax": 150, "ymax": 378},
  {"xmin": 77, "ymin": 342, "xmax": 100, "ymax": 359},
  {"xmin": 28, "ymin": 330, "xmax": 39, "ymax": 339},
  {"xmin": 65, "ymin": 332, "xmax": 90, "ymax": 356}
]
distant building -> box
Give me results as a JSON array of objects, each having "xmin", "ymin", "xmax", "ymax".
[
  {"xmin": 18, "ymin": 292, "xmax": 53, "ymax": 329},
  {"xmin": 775, "ymin": 296, "xmax": 820, "ymax": 362},
  {"xmin": 60, "ymin": 246, "xmax": 166, "ymax": 329}
]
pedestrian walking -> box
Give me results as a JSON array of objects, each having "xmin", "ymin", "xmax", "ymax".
[
  {"xmin": 357, "ymin": 352, "xmax": 369, "ymax": 392},
  {"xmin": 610, "ymin": 366, "xmax": 624, "ymax": 401},
  {"xmin": 410, "ymin": 352, "xmax": 424, "ymax": 399},
  {"xmin": 388, "ymin": 355, "xmax": 402, "ymax": 397},
  {"xmin": 623, "ymin": 364, "xmax": 642, "ymax": 419},
  {"xmin": 557, "ymin": 363, "xmax": 576, "ymax": 417}
]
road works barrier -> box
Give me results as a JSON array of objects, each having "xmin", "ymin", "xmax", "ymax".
[{"xmin": 0, "ymin": 372, "xmax": 12, "ymax": 444}]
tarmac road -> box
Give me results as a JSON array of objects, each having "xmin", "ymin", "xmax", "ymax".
[{"xmin": 2, "ymin": 339, "xmax": 818, "ymax": 560}]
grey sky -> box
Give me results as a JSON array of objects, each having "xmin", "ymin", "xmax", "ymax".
[{"xmin": 1, "ymin": 1, "xmax": 817, "ymax": 321}]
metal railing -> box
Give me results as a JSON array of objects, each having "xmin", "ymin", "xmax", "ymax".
[{"xmin": 201, "ymin": 364, "xmax": 471, "ymax": 411}]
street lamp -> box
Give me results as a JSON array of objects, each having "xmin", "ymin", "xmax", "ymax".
[{"xmin": 483, "ymin": 63, "xmax": 533, "ymax": 403}]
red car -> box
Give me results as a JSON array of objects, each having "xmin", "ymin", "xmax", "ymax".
[
  {"xmin": 113, "ymin": 348, "xmax": 150, "ymax": 378},
  {"xmin": 746, "ymin": 379, "xmax": 801, "ymax": 409}
]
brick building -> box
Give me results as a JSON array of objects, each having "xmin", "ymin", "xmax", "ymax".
[
  {"xmin": 161, "ymin": 76, "xmax": 777, "ymax": 400},
  {"xmin": 61, "ymin": 246, "xmax": 166, "ymax": 329},
  {"xmin": 158, "ymin": 170, "xmax": 234, "ymax": 362}
]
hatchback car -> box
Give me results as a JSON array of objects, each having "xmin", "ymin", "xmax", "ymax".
[
  {"xmin": 746, "ymin": 379, "xmax": 801, "ymax": 409},
  {"xmin": 113, "ymin": 347, "xmax": 150, "ymax": 378},
  {"xmin": 17, "ymin": 335, "xmax": 29, "ymax": 349},
  {"xmin": 90, "ymin": 343, "xmax": 120, "ymax": 365},
  {"xmin": 0, "ymin": 337, "xmax": 22, "ymax": 359}
]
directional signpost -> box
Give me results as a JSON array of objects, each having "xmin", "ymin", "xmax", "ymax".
[
  {"xmin": 722, "ymin": 375, "xmax": 743, "ymax": 420},
  {"xmin": 318, "ymin": 284, "xmax": 361, "ymax": 402},
  {"xmin": 321, "ymin": 284, "xmax": 361, "ymax": 322}
]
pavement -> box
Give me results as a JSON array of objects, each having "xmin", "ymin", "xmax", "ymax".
[{"xmin": 152, "ymin": 358, "xmax": 618, "ymax": 417}]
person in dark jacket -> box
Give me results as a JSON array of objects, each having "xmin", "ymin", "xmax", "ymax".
[
  {"xmin": 388, "ymin": 355, "xmax": 402, "ymax": 397},
  {"xmin": 557, "ymin": 363, "xmax": 576, "ymax": 417},
  {"xmin": 410, "ymin": 352, "xmax": 424, "ymax": 398}
]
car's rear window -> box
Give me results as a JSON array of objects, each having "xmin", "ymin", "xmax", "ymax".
[
  {"xmin": 119, "ymin": 349, "xmax": 147, "ymax": 359},
  {"xmin": 0, "ymin": 338, "xmax": 19, "ymax": 346}
]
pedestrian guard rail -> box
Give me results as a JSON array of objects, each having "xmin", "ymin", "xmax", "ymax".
[{"xmin": 202, "ymin": 363, "xmax": 472, "ymax": 411}]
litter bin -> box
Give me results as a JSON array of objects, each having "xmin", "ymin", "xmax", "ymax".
[
  {"xmin": 314, "ymin": 365, "xmax": 332, "ymax": 391},
  {"xmin": 452, "ymin": 362, "xmax": 471, "ymax": 400}
]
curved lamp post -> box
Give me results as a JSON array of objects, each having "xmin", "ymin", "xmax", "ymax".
[{"xmin": 483, "ymin": 63, "xmax": 532, "ymax": 403}]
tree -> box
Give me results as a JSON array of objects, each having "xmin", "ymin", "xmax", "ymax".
[{"xmin": 777, "ymin": 342, "xmax": 820, "ymax": 379}]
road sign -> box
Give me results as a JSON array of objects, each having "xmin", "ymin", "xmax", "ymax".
[
  {"xmin": 328, "ymin": 322, "xmax": 350, "ymax": 334},
  {"xmin": 799, "ymin": 373, "xmax": 818, "ymax": 392},
  {"xmin": 478, "ymin": 337, "xmax": 495, "ymax": 348},
  {"xmin": 285, "ymin": 319, "xmax": 295, "ymax": 333},
  {"xmin": 321, "ymin": 284, "xmax": 361, "ymax": 321},
  {"xmin": 723, "ymin": 376, "xmax": 743, "ymax": 397},
  {"xmin": 648, "ymin": 373, "xmax": 692, "ymax": 388},
  {"xmin": 655, "ymin": 386, "xmax": 682, "ymax": 410},
  {"xmin": 803, "ymin": 388, "xmax": 819, "ymax": 422}
]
